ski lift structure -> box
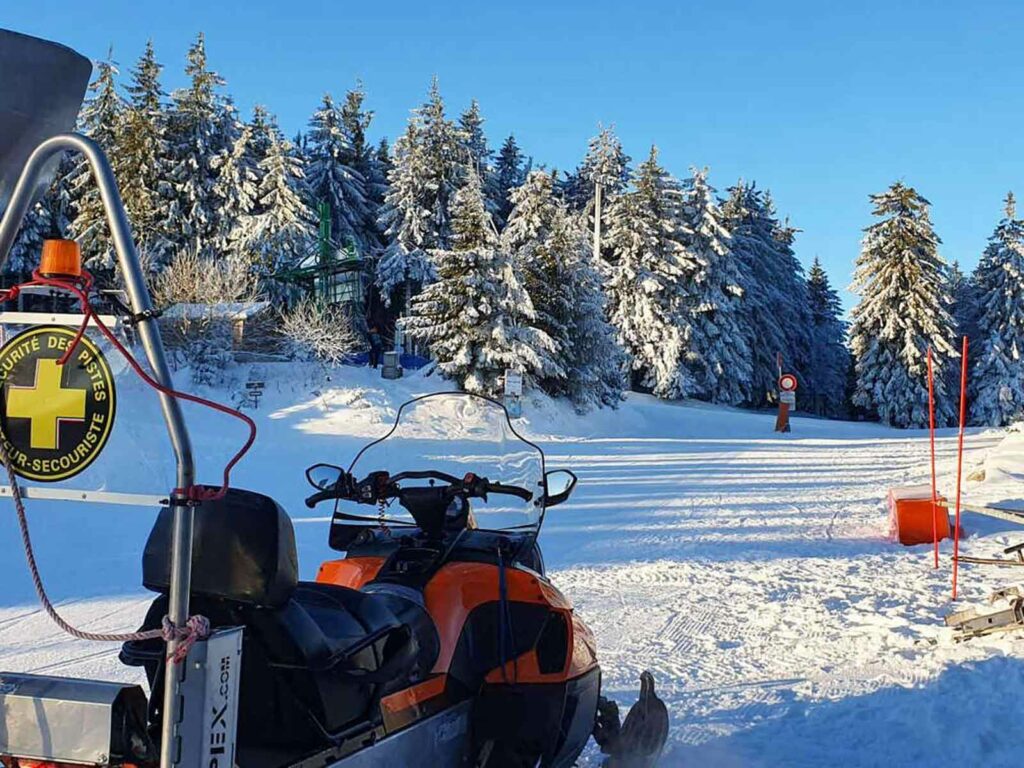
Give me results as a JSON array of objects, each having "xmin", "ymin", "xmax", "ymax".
[{"xmin": 273, "ymin": 200, "xmax": 371, "ymax": 321}]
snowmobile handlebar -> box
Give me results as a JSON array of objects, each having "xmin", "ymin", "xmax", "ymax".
[{"xmin": 304, "ymin": 469, "xmax": 533, "ymax": 509}]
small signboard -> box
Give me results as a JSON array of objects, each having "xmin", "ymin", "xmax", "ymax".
[
  {"xmin": 244, "ymin": 380, "xmax": 265, "ymax": 409},
  {"xmin": 780, "ymin": 390, "xmax": 796, "ymax": 406},
  {"xmin": 504, "ymin": 370, "xmax": 523, "ymax": 397},
  {"xmin": 778, "ymin": 374, "xmax": 798, "ymax": 393}
]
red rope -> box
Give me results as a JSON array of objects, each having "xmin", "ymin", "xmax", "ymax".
[
  {"xmin": 0, "ymin": 269, "xmax": 258, "ymax": 661},
  {"xmin": 19, "ymin": 269, "xmax": 256, "ymax": 501}
]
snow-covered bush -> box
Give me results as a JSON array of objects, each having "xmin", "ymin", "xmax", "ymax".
[
  {"xmin": 278, "ymin": 299, "xmax": 360, "ymax": 365},
  {"xmin": 184, "ymin": 317, "xmax": 235, "ymax": 386},
  {"xmin": 154, "ymin": 250, "xmax": 264, "ymax": 384}
]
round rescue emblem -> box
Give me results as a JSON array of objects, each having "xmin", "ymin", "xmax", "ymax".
[{"xmin": 0, "ymin": 326, "xmax": 116, "ymax": 482}]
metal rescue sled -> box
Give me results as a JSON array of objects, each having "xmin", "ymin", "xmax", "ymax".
[{"xmin": 0, "ymin": 30, "xmax": 668, "ymax": 768}]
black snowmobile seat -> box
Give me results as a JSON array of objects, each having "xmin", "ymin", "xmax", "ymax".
[{"xmin": 128, "ymin": 488, "xmax": 438, "ymax": 759}]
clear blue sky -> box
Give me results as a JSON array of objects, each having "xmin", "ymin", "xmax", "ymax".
[{"xmin": 6, "ymin": 0, "xmax": 1023, "ymax": 311}]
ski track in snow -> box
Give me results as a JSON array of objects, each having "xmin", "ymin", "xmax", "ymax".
[{"xmin": 0, "ymin": 366, "xmax": 1021, "ymax": 767}]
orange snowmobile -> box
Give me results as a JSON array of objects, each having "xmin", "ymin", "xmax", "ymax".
[{"xmin": 0, "ymin": 28, "xmax": 668, "ymax": 768}]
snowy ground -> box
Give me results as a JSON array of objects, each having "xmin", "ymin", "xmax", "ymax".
[{"xmin": 1, "ymin": 363, "xmax": 1023, "ymax": 767}]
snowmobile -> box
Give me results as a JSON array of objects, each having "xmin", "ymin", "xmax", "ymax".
[{"xmin": 0, "ymin": 28, "xmax": 668, "ymax": 768}]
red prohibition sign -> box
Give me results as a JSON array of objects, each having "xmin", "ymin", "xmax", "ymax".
[{"xmin": 778, "ymin": 374, "xmax": 798, "ymax": 392}]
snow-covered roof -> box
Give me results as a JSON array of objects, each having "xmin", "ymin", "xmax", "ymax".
[{"xmin": 162, "ymin": 302, "xmax": 272, "ymax": 322}]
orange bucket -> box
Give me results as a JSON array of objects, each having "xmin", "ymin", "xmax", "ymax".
[{"xmin": 888, "ymin": 485, "xmax": 951, "ymax": 546}]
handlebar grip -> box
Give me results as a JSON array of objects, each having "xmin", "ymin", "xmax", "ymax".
[
  {"xmin": 487, "ymin": 482, "xmax": 534, "ymax": 501},
  {"xmin": 305, "ymin": 489, "xmax": 336, "ymax": 508}
]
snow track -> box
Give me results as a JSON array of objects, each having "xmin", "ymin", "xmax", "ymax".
[
  {"xmin": 538, "ymin": 421, "xmax": 1015, "ymax": 767},
  {"xmin": 0, "ymin": 374, "xmax": 1019, "ymax": 767}
]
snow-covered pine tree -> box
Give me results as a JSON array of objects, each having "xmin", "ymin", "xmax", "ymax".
[
  {"xmin": 970, "ymin": 193, "xmax": 1024, "ymax": 426},
  {"xmin": 458, "ymin": 100, "xmax": 502, "ymax": 221},
  {"xmin": 368, "ymin": 137, "xmax": 392, "ymax": 211},
  {"xmin": 720, "ymin": 183, "xmax": 809, "ymax": 405},
  {"xmin": 306, "ymin": 94, "xmax": 375, "ymax": 253},
  {"xmin": 805, "ymin": 257, "xmax": 850, "ymax": 417},
  {"xmin": 404, "ymin": 165, "xmax": 555, "ymax": 394},
  {"xmin": 948, "ymin": 260, "xmax": 980, "ymax": 346},
  {"xmin": 458, "ymin": 100, "xmax": 491, "ymax": 178},
  {"xmin": 492, "ymin": 134, "xmax": 526, "ymax": 225},
  {"xmin": 417, "ymin": 78, "xmax": 461, "ymax": 248},
  {"xmin": 6, "ymin": 154, "xmax": 77, "ymax": 289},
  {"xmin": 772, "ymin": 212, "xmax": 814, "ymax": 387},
  {"xmin": 213, "ymin": 113, "xmax": 263, "ymax": 264},
  {"xmin": 164, "ymin": 33, "xmax": 233, "ymax": 261},
  {"xmin": 501, "ymin": 170, "xmax": 571, "ymax": 390},
  {"xmin": 116, "ymin": 41, "xmax": 175, "ymax": 266},
  {"xmin": 340, "ymin": 85, "xmax": 386, "ymax": 249},
  {"xmin": 569, "ymin": 126, "xmax": 631, "ymax": 266},
  {"xmin": 376, "ymin": 121, "xmax": 436, "ymax": 307},
  {"xmin": 340, "ymin": 84, "xmax": 373, "ymax": 174},
  {"xmin": 247, "ymin": 121, "xmax": 316, "ymax": 283},
  {"xmin": 849, "ymin": 182, "xmax": 957, "ymax": 427},
  {"xmin": 605, "ymin": 146, "xmax": 695, "ymax": 399},
  {"xmin": 71, "ymin": 50, "xmax": 125, "ymax": 271},
  {"xmin": 676, "ymin": 168, "xmax": 751, "ymax": 405},
  {"xmin": 6, "ymin": 203, "xmax": 49, "ymax": 284},
  {"xmin": 549, "ymin": 206, "xmax": 624, "ymax": 408}
]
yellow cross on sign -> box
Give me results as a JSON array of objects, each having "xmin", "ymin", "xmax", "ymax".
[{"xmin": 6, "ymin": 359, "xmax": 87, "ymax": 450}]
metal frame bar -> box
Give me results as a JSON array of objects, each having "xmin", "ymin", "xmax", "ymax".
[
  {"xmin": 0, "ymin": 485, "xmax": 166, "ymax": 507},
  {"xmin": 0, "ymin": 311, "xmax": 121, "ymax": 328},
  {"xmin": 0, "ymin": 132, "xmax": 195, "ymax": 768}
]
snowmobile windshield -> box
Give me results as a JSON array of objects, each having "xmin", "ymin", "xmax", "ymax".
[{"xmin": 346, "ymin": 392, "xmax": 546, "ymax": 533}]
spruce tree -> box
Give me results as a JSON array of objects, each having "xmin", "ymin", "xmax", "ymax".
[
  {"xmin": 569, "ymin": 127, "xmax": 631, "ymax": 265},
  {"xmin": 458, "ymin": 100, "xmax": 491, "ymax": 177},
  {"xmin": 340, "ymin": 84, "xmax": 373, "ymax": 174},
  {"xmin": 247, "ymin": 122, "xmax": 316, "ymax": 281},
  {"xmin": 377, "ymin": 121, "xmax": 436, "ymax": 307},
  {"xmin": 720, "ymin": 183, "xmax": 810, "ymax": 405},
  {"xmin": 404, "ymin": 166, "xmax": 554, "ymax": 394},
  {"xmin": 493, "ymin": 134, "xmax": 526, "ymax": 224},
  {"xmin": 71, "ymin": 50, "xmax": 125, "ymax": 271},
  {"xmin": 417, "ymin": 77, "xmax": 461, "ymax": 248},
  {"xmin": 805, "ymin": 257, "xmax": 850, "ymax": 417},
  {"xmin": 502, "ymin": 170, "xmax": 571, "ymax": 389},
  {"xmin": 306, "ymin": 94, "xmax": 375, "ymax": 253},
  {"xmin": 549, "ymin": 207, "xmax": 624, "ymax": 408},
  {"xmin": 949, "ymin": 260, "xmax": 980, "ymax": 345},
  {"xmin": 970, "ymin": 193, "xmax": 1024, "ymax": 426},
  {"xmin": 164, "ymin": 33, "xmax": 232, "ymax": 261},
  {"xmin": 458, "ymin": 100, "xmax": 501, "ymax": 219},
  {"xmin": 7, "ymin": 156, "xmax": 77, "ymax": 285},
  {"xmin": 677, "ymin": 168, "xmax": 751, "ymax": 404},
  {"xmin": 850, "ymin": 182, "xmax": 956, "ymax": 427},
  {"xmin": 605, "ymin": 147, "xmax": 695, "ymax": 399},
  {"xmin": 117, "ymin": 41, "xmax": 174, "ymax": 265},
  {"xmin": 214, "ymin": 114, "xmax": 263, "ymax": 264}
]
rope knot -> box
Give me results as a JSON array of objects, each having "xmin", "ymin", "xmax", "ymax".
[{"xmin": 161, "ymin": 614, "xmax": 211, "ymax": 664}]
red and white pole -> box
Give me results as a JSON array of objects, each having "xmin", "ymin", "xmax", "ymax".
[
  {"xmin": 927, "ymin": 346, "xmax": 939, "ymax": 569},
  {"xmin": 952, "ymin": 336, "xmax": 969, "ymax": 600}
]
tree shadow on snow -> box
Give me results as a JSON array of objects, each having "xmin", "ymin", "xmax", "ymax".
[{"xmin": 663, "ymin": 656, "xmax": 1024, "ymax": 768}]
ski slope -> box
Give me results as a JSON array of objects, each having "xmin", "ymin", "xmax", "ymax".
[{"xmin": 1, "ymin": 363, "xmax": 1022, "ymax": 767}]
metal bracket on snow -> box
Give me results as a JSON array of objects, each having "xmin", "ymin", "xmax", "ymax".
[{"xmin": 945, "ymin": 591, "xmax": 1024, "ymax": 641}]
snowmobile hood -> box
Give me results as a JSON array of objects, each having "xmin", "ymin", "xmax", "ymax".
[{"xmin": 0, "ymin": 29, "xmax": 91, "ymax": 213}]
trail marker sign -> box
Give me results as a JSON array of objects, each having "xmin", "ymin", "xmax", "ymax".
[{"xmin": 775, "ymin": 373, "xmax": 797, "ymax": 433}]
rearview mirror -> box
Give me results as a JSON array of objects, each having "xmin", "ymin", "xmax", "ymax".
[
  {"xmin": 306, "ymin": 463, "xmax": 344, "ymax": 490},
  {"xmin": 543, "ymin": 469, "xmax": 578, "ymax": 508}
]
